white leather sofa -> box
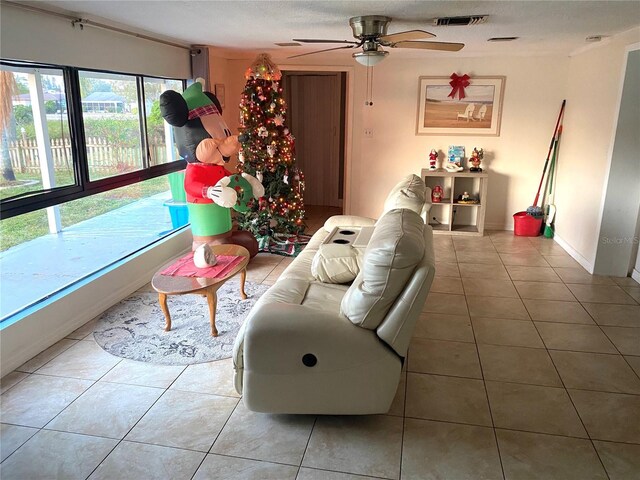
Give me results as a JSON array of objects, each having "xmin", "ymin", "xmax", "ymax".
[{"xmin": 232, "ymin": 174, "xmax": 435, "ymax": 414}]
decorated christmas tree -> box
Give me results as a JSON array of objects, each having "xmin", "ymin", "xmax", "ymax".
[{"xmin": 236, "ymin": 53, "xmax": 306, "ymax": 251}]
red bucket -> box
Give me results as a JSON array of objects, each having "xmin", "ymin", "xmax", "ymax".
[{"xmin": 513, "ymin": 212, "xmax": 543, "ymax": 237}]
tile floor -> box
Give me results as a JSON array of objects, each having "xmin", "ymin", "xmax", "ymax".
[{"xmin": 2, "ymin": 220, "xmax": 640, "ymax": 479}]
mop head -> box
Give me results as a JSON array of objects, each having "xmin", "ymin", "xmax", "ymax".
[{"xmin": 526, "ymin": 205, "xmax": 544, "ymax": 216}]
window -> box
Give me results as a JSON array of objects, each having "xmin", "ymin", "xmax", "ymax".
[
  {"xmin": 0, "ymin": 60, "xmax": 186, "ymax": 220},
  {"xmin": 0, "ymin": 59, "xmax": 187, "ymax": 321},
  {"xmin": 79, "ymin": 71, "xmax": 143, "ymax": 180},
  {"xmin": 0, "ymin": 172, "xmax": 189, "ymax": 320},
  {"xmin": 144, "ymin": 77, "xmax": 182, "ymax": 167},
  {"xmin": 0, "ymin": 65, "xmax": 76, "ymax": 202}
]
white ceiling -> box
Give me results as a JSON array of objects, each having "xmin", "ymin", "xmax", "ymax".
[{"xmin": 31, "ymin": 1, "xmax": 640, "ymax": 59}]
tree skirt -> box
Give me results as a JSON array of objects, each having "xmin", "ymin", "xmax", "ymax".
[{"xmin": 93, "ymin": 280, "xmax": 269, "ymax": 365}]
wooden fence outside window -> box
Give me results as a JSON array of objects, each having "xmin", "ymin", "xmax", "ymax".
[{"xmin": 6, "ymin": 136, "xmax": 171, "ymax": 174}]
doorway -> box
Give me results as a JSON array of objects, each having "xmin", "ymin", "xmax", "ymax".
[{"xmin": 282, "ymin": 71, "xmax": 346, "ymax": 212}]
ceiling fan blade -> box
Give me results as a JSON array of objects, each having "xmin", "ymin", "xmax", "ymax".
[
  {"xmin": 392, "ymin": 41, "xmax": 465, "ymax": 52},
  {"xmin": 292, "ymin": 39, "xmax": 359, "ymax": 45},
  {"xmin": 288, "ymin": 45, "xmax": 355, "ymax": 59},
  {"xmin": 379, "ymin": 30, "xmax": 435, "ymax": 43}
]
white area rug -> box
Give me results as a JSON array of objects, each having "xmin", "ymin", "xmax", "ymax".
[{"xmin": 93, "ymin": 280, "xmax": 268, "ymax": 365}]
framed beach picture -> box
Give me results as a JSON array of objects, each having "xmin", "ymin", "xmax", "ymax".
[{"xmin": 416, "ymin": 76, "xmax": 506, "ymax": 136}]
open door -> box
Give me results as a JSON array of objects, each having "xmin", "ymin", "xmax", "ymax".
[
  {"xmin": 282, "ymin": 71, "xmax": 346, "ymax": 209},
  {"xmin": 593, "ymin": 48, "xmax": 640, "ymax": 277}
]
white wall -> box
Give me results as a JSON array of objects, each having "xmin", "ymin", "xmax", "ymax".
[
  {"xmin": 215, "ymin": 51, "xmax": 569, "ymax": 228},
  {"xmin": 0, "ymin": 4, "xmax": 190, "ymax": 78},
  {"xmin": 345, "ymin": 55, "xmax": 569, "ymax": 226},
  {"xmin": 208, "ymin": 52, "xmax": 232, "ymax": 126},
  {"xmin": 555, "ymin": 27, "xmax": 640, "ymax": 270}
]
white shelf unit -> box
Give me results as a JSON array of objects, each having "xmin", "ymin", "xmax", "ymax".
[{"xmin": 422, "ymin": 168, "xmax": 489, "ymax": 236}]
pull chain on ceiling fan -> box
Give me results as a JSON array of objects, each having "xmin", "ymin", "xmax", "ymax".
[{"xmin": 365, "ymin": 61, "xmax": 374, "ymax": 106}]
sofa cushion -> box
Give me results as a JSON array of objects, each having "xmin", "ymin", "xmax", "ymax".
[
  {"xmin": 279, "ymin": 247, "xmax": 317, "ymax": 281},
  {"xmin": 382, "ymin": 174, "xmax": 427, "ymax": 216},
  {"xmin": 279, "ymin": 228, "xmax": 329, "ymax": 282},
  {"xmin": 301, "ymin": 282, "xmax": 349, "ymax": 314},
  {"xmin": 311, "ymin": 244, "xmax": 361, "ymax": 284},
  {"xmin": 340, "ymin": 208, "xmax": 425, "ymax": 330}
]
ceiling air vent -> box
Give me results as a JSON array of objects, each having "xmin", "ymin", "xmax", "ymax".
[
  {"xmin": 275, "ymin": 42, "xmax": 301, "ymax": 47},
  {"xmin": 488, "ymin": 37, "xmax": 519, "ymax": 42},
  {"xmin": 433, "ymin": 15, "xmax": 488, "ymax": 26}
]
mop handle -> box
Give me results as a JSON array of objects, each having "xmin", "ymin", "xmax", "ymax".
[
  {"xmin": 533, "ymin": 100, "xmax": 566, "ymax": 207},
  {"xmin": 542, "ymin": 123, "xmax": 563, "ymax": 207},
  {"xmin": 548, "ymin": 125, "xmax": 563, "ymax": 200}
]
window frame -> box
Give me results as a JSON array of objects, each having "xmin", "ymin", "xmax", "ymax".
[{"xmin": 0, "ymin": 59, "xmax": 187, "ymax": 219}]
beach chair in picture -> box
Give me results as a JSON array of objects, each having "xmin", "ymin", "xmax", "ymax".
[
  {"xmin": 457, "ymin": 103, "xmax": 475, "ymax": 122},
  {"xmin": 473, "ymin": 104, "xmax": 488, "ymax": 121}
]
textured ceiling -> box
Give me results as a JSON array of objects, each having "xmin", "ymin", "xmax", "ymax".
[{"xmin": 28, "ymin": 1, "xmax": 640, "ymax": 58}]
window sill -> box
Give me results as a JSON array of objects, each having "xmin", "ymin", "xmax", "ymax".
[{"xmin": 0, "ymin": 227, "xmax": 191, "ymax": 376}]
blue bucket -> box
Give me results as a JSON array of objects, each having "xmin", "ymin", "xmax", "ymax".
[{"xmin": 164, "ymin": 200, "xmax": 189, "ymax": 229}]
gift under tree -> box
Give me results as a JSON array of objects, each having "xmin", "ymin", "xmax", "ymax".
[{"xmin": 236, "ymin": 53, "xmax": 306, "ymax": 252}]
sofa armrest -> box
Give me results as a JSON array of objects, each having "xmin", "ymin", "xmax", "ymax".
[
  {"xmin": 233, "ymin": 296, "xmax": 392, "ymax": 395},
  {"xmin": 242, "ymin": 303, "xmax": 393, "ymax": 376},
  {"xmin": 236, "ymin": 302, "xmax": 402, "ymax": 413},
  {"xmin": 324, "ymin": 215, "xmax": 376, "ymax": 232}
]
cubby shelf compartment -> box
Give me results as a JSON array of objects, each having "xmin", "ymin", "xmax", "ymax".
[{"xmin": 422, "ymin": 168, "xmax": 489, "ymax": 237}]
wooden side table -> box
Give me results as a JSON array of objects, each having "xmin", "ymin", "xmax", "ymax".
[{"xmin": 151, "ymin": 244, "xmax": 250, "ymax": 336}]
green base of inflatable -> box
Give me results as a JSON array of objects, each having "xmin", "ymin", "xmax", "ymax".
[{"xmin": 187, "ymin": 203, "xmax": 232, "ymax": 237}]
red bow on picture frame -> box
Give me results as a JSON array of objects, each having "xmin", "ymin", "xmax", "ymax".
[{"xmin": 448, "ymin": 73, "xmax": 471, "ymax": 100}]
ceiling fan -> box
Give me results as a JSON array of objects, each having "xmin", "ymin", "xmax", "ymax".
[{"xmin": 290, "ymin": 15, "xmax": 464, "ymax": 66}]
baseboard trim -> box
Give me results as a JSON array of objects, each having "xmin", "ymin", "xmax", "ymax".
[
  {"xmin": 0, "ymin": 229, "xmax": 191, "ymax": 377},
  {"xmin": 553, "ymin": 233, "xmax": 595, "ymax": 273},
  {"xmin": 485, "ymin": 222, "xmax": 512, "ymax": 231}
]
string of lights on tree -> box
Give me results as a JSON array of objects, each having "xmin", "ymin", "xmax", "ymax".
[{"xmin": 236, "ymin": 53, "xmax": 306, "ymax": 248}]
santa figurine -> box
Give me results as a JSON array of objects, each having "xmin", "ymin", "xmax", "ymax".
[{"xmin": 428, "ymin": 149, "xmax": 438, "ymax": 171}]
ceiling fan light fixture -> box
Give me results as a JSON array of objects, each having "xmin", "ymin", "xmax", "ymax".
[{"xmin": 353, "ymin": 50, "xmax": 388, "ymax": 66}]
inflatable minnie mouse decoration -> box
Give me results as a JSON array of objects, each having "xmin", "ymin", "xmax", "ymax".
[{"xmin": 160, "ymin": 80, "xmax": 264, "ymax": 251}]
